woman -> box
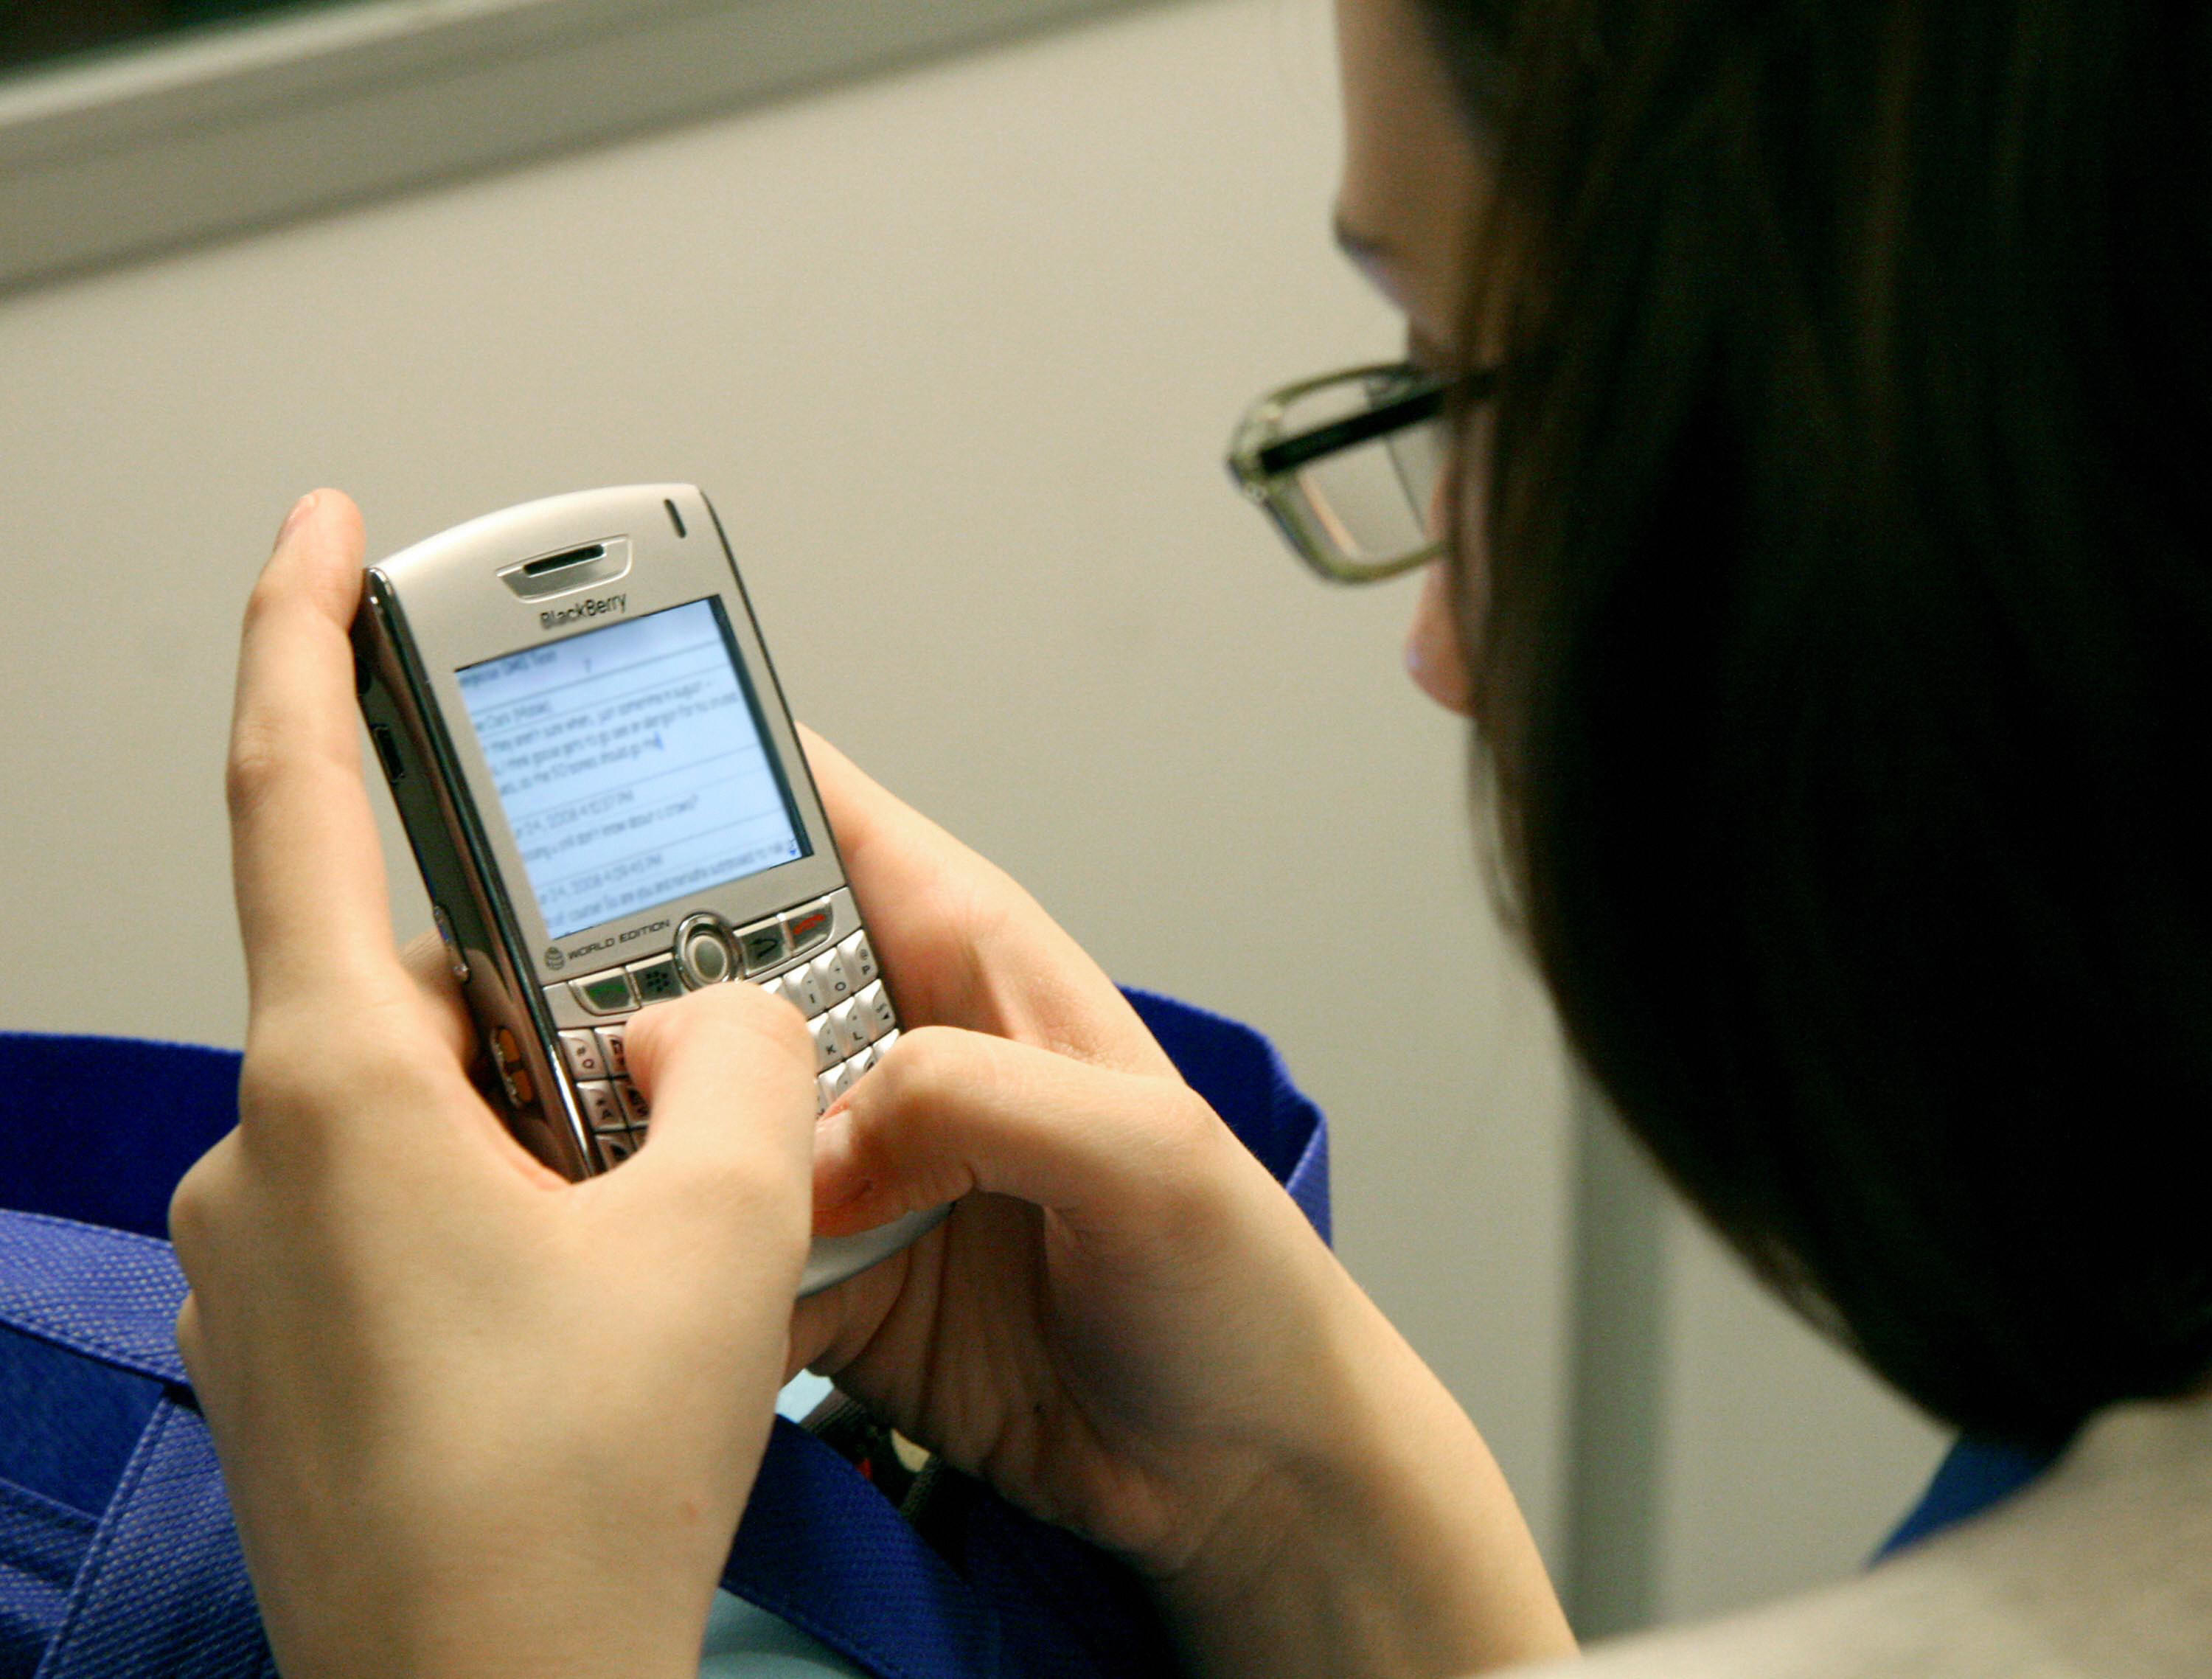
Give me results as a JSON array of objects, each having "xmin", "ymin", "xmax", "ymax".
[{"xmin": 172, "ymin": 0, "xmax": 2212, "ymax": 1674}]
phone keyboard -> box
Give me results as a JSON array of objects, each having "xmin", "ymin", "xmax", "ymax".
[{"xmin": 545, "ymin": 891, "xmax": 898, "ymax": 1169}]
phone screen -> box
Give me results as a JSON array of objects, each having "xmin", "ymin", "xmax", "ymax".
[{"xmin": 456, "ymin": 597, "xmax": 807, "ymax": 938}]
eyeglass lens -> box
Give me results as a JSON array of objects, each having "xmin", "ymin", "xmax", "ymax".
[{"xmin": 1281, "ymin": 374, "xmax": 1447, "ymax": 568}]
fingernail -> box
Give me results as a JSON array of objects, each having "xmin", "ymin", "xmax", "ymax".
[{"xmin": 276, "ymin": 493, "xmax": 316, "ymax": 546}]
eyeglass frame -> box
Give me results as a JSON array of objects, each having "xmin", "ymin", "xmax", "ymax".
[{"xmin": 1224, "ymin": 359, "xmax": 1497, "ymax": 583}]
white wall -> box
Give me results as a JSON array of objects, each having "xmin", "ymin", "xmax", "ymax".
[
  {"xmin": 0, "ymin": 0, "xmax": 1952, "ymax": 1633},
  {"xmin": 1653, "ymin": 1209, "xmax": 1947, "ymax": 1624}
]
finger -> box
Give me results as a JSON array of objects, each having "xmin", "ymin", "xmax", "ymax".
[
  {"xmin": 799, "ymin": 727, "xmax": 1177, "ymax": 1077},
  {"xmin": 398, "ymin": 930, "xmax": 475, "ymax": 1064},
  {"xmin": 616, "ymin": 984, "xmax": 817, "ymax": 1236},
  {"xmin": 785, "ymin": 1247, "xmax": 916, "ymax": 1379},
  {"xmin": 229, "ymin": 491, "xmax": 394, "ymax": 1009},
  {"xmin": 797, "ymin": 724, "xmax": 993, "ymax": 919},
  {"xmin": 812, "ymin": 1026, "xmax": 1251, "ymax": 1242}
]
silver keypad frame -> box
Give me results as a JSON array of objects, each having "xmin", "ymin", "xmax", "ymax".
[{"xmin": 543, "ymin": 883, "xmax": 945, "ymax": 1295}]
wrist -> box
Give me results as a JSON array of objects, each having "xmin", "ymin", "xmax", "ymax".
[
  {"xmin": 260, "ymin": 1532, "xmax": 722, "ymax": 1679},
  {"xmin": 1151, "ymin": 1259, "xmax": 1573, "ymax": 1679},
  {"xmin": 237, "ymin": 1413, "xmax": 768, "ymax": 1679}
]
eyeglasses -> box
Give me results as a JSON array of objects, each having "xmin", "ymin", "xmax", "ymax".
[{"xmin": 1225, "ymin": 361, "xmax": 1490, "ymax": 583}]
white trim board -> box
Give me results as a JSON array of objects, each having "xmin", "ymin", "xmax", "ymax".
[{"xmin": 0, "ymin": 0, "xmax": 1155, "ymax": 296}]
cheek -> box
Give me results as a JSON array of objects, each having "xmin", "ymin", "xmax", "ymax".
[
  {"xmin": 1403, "ymin": 444, "xmax": 1486, "ymax": 717},
  {"xmin": 1405, "ymin": 559, "xmax": 1475, "ymax": 715}
]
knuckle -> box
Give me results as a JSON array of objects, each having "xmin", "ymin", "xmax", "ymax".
[
  {"xmin": 167, "ymin": 1133, "xmax": 244, "ymax": 1275},
  {"xmin": 867, "ymin": 1024, "xmax": 973, "ymax": 1105},
  {"xmin": 223, "ymin": 723, "xmax": 283, "ymax": 824},
  {"xmin": 234, "ymin": 1012, "xmax": 430, "ymax": 1159},
  {"xmin": 234, "ymin": 1020, "xmax": 330, "ymax": 1122},
  {"xmin": 1136, "ymin": 1088, "xmax": 1237, "ymax": 1222},
  {"xmin": 166, "ymin": 1163, "xmax": 215, "ymax": 1264},
  {"xmin": 845, "ymin": 1029, "xmax": 1010, "ymax": 1183},
  {"xmin": 237, "ymin": 568, "xmax": 287, "ymax": 641},
  {"xmin": 173, "ymin": 1296, "xmax": 205, "ymax": 1384}
]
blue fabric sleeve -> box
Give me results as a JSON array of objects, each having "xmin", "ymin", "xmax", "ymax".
[
  {"xmin": 0, "ymin": 1034, "xmax": 241, "ymax": 1242},
  {"xmin": 1874, "ymin": 1433, "xmax": 2063, "ymax": 1561},
  {"xmin": 1121, "ymin": 987, "xmax": 1329, "ymax": 1242}
]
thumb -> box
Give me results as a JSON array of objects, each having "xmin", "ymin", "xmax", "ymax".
[
  {"xmin": 813, "ymin": 1026, "xmax": 1237, "ymax": 1243},
  {"xmin": 616, "ymin": 984, "xmax": 818, "ymax": 1247}
]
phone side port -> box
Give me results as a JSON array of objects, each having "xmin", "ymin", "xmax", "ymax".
[{"xmin": 370, "ymin": 724, "xmax": 406, "ymax": 782}]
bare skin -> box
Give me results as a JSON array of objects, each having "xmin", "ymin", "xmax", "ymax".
[
  {"xmin": 1335, "ymin": 0, "xmax": 1487, "ymax": 716},
  {"xmin": 173, "ymin": 1, "xmax": 1574, "ymax": 1676}
]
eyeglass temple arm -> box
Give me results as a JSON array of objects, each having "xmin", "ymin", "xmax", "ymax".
[{"xmin": 1251, "ymin": 366, "xmax": 1494, "ymax": 479}]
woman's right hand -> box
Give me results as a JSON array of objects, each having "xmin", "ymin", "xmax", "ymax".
[{"xmin": 789, "ymin": 736, "xmax": 1572, "ymax": 1679}]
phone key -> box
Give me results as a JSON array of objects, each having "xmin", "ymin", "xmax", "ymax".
[
  {"xmin": 837, "ymin": 930, "xmax": 879, "ymax": 987},
  {"xmin": 782, "ymin": 962, "xmax": 827, "ymax": 1017},
  {"xmin": 815, "ymin": 1068, "xmax": 838, "ymax": 1114},
  {"xmin": 615, "ymin": 1078, "xmax": 651, "ymax": 1125},
  {"xmin": 812, "ymin": 949, "xmax": 855, "ymax": 1006},
  {"xmin": 737, "ymin": 919, "xmax": 789, "ymax": 975},
  {"xmin": 557, "ymin": 1029, "xmax": 607, "ymax": 1080},
  {"xmin": 542, "ymin": 981, "xmax": 594, "ymax": 1031},
  {"xmin": 487, "ymin": 1026, "xmax": 531, "ymax": 1107},
  {"xmin": 594, "ymin": 1024, "xmax": 627, "ymax": 1076},
  {"xmin": 597, "ymin": 1128, "xmax": 640, "ymax": 1167},
  {"xmin": 572, "ymin": 970, "xmax": 637, "ymax": 1015},
  {"xmin": 855, "ymin": 979, "xmax": 897, "ymax": 1039},
  {"xmin": 783, "ymin": 902, "xmax": 835, "ymax": 958},
  {"xmin": 576, "ymin": 1080, "xmax": 623, "ymax": 1131},
  {"xmin": 810, "ymin": 1014, "xmax": 841, "ymax": 1074},
  {"xmin": 872, "ymin": 1028, "xmax": 900, "ymax": 1060},
  {"xmin": 844, "ymin": 1044, "xmax": 876, "ymax": 1081},
  {"xmin": 829, "ymin": 997, "xmax": 874, "ymax": 1057},
  {"xmin": 823, "ymin": 1058, "xmax": 857, "ymax": 1105},
  {"xmin": 627, "ymin": 956, "xmax": 685, "ymax": 1005}
]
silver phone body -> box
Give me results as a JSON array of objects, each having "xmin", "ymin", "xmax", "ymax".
[{"xmin": 352, "ymin": 483, "xmax": 944, "ymax": 1296}]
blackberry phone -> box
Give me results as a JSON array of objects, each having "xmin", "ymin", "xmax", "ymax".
[{"xmin": 352, "ymin": 484, "xmax": 944, "ymax": 1295}]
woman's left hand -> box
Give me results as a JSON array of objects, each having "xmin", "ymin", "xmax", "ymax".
[{"xmin": 169, "ymin": 490, "xmax": 821, "ymax": 1679}]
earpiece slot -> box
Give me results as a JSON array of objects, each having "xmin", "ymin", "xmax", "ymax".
[
  {"xmin": 498, "ymin": 535, "xmax": 633, "ymax": 601},
  {"xmin": 521, "ymin": 543, "xmax": 605, "ymax": 577}
]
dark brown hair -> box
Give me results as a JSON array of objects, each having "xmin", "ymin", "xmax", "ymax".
[{"xmin": 1425, "ymin": 0, "xmax": 2212, "ymax": 1443}]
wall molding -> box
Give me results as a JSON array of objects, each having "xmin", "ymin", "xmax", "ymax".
[{"xmin": 0, "ymin": 0, "xmax": 1151, "ymax": 295}]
